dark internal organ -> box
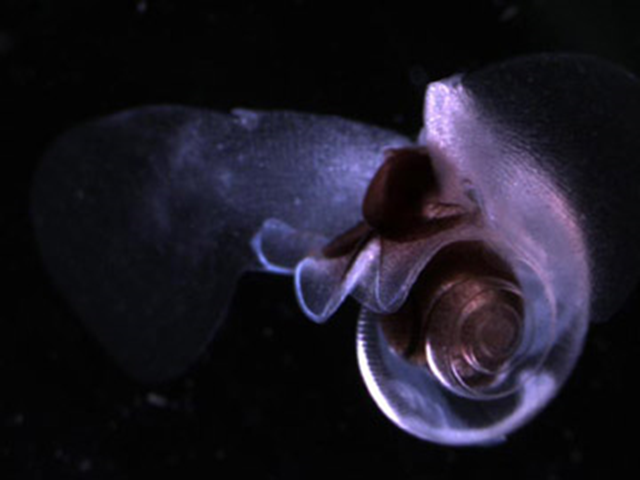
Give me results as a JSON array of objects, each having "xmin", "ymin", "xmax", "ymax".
[
  {"xmin": 322, "ymin": 147, "xmax": 468, "ymax": 259},
  {"xmin": 361, "ymin": 147, "xmax": 467, "ymax": 240}
]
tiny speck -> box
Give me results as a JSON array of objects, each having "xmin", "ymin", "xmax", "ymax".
[
  {"xmin": 593, "ymin": 337, "xmax": 609, "ymax": 353},
  {"xmin": 78, "ymin": 459, "xmax": 93, "ymax": 473},
  {"xmin": 218, "ymin": 169, "xmax": 234, "ymax": 188},
  {"xmin": 0, "ymin": 31, "xmax": 14, "ymax": 55},
  {"xmin": 214, "ymin": 449, "xmax": 226, "ymax": 461},
  {"xmin": 409, "ymin": 64, "xmax": 430, "ymax": 87},
  {"xmin": 392, "ymin": 113, "xmax": 406, "ymax": 125},
  {"xmin": 588, "ymin": 378, "xmax": 603, "ymax": 390},
  {"xmin": 146, "ymin": 392, "xmax": 169, "ymax": 408},
  {"xmin": 562, "ymin": 428, "xmax": 575, "ymax": 441},
  {"xmin": 184, "ymin": 378, "xmax": 195, "ymax": 388},
  {"xmin": 570, "ymin": 449, "xmax": 583, "ymax": 464},
  {"xmin": 136, "ymin": 1, "xmax": 147, "ymax": 14},
  {"xmin": 10, "ymin": 413, "xmax": 24, "ymax": 426},
  {"xmin": 281, "ymin": 353, "xmax": 294, "ymax": 366},
  {"xmin": 263, "ymin": 326, "xmax": 274, "ymax": 338},
  {"xmin": 500, "ymin": 5, "xmax": 519, "ymax": 22}
]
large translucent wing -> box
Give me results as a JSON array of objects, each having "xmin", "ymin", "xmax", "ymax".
[
  {"xmin": 31, "ymin": 106, "xmax": 410, "ymax": 382},
  {"xmin": 459, "ymin": 54, "xmax": 640, "ymax": 323}
]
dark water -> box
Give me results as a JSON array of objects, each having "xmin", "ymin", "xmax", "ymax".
[{"xmin": 1, "ymin": 1, "xmax": 639, "ymax": 478}]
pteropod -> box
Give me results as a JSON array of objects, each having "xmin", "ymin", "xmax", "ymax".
[{"xmin": 32, "ymin": 54, "xmax": 640, "ymax": 445}]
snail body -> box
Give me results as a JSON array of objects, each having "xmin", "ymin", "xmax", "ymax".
[{"xmin": 32, "ymin": 54, "xmax": 640, "ymax": 445}]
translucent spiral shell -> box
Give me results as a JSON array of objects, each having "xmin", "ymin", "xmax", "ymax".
[{"xmin": 346, "ymin": 68, "xmax": 592, "ymax": 443}]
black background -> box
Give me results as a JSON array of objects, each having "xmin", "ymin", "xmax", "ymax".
[{"xmin": 2, "ymin": 0, "xmax": 640, "ymax": 478}]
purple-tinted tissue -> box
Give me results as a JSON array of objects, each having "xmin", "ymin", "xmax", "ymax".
[{"xmin": 31, "ymin": 54, "xmax": 640, "ymax": 446}]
